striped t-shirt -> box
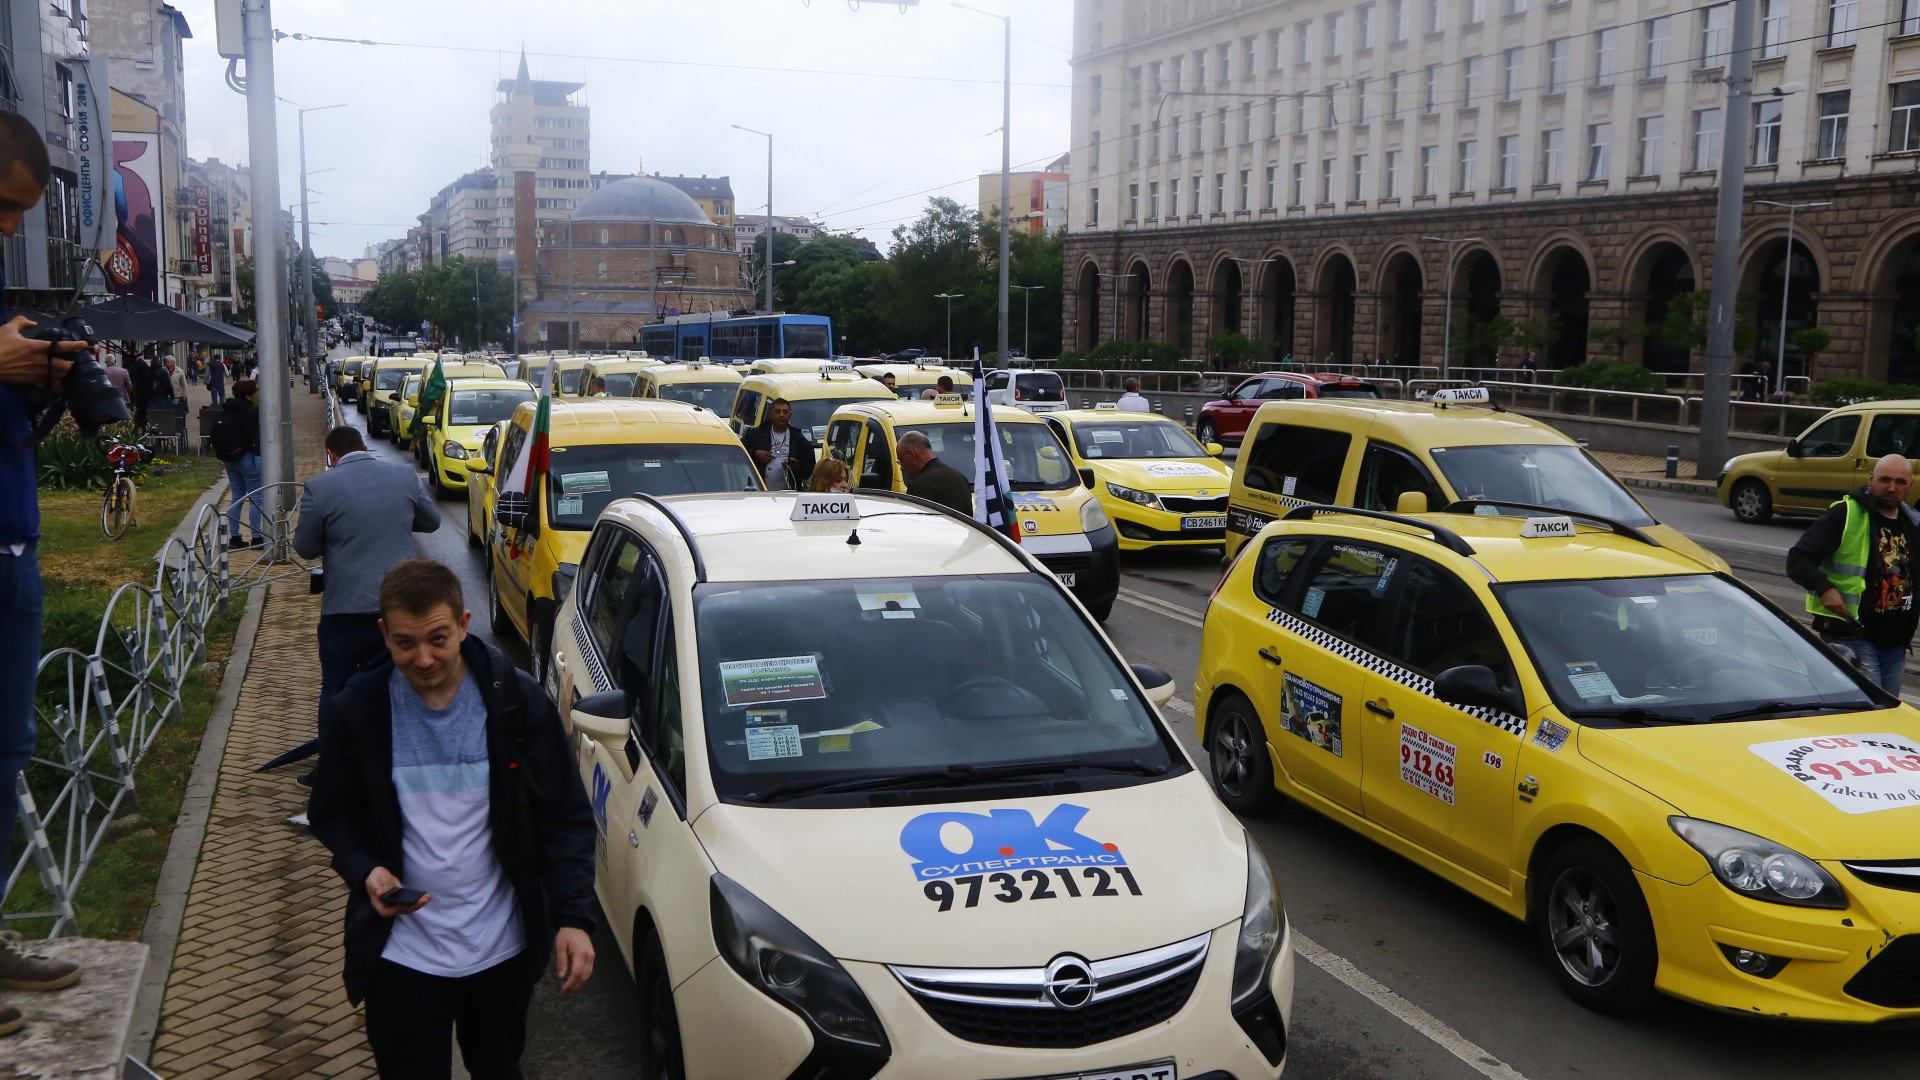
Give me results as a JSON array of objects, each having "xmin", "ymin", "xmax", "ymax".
[{"xmin": 380, "ymin": 669, "xmax": 526, "ymax": 977}]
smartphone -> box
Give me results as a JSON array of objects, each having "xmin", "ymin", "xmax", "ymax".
[{"xmin": 381, "ymin": 886, "xmax": 425, "ymax": 907}]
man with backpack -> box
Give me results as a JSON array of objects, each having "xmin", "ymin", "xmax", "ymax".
[{"xmin": 211, "ymin": 379, "xmax": 265, "ymax": 546}]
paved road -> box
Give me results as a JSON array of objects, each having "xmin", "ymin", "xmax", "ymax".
[{"xmin": 335, "ymin": 393, "xmax": 1909, "ymax": 1078}]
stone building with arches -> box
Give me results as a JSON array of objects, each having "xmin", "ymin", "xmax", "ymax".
[{"xmin": 1065, "ymin": 0, "xmax": 1920, "ymax": 382}]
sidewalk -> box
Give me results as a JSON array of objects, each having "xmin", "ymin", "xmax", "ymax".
[
  {"xmin": 140, "ymin": 374, "xmax": 379, "ymax": 1079},
  {"xmin": 1590, "ymin": 450, "xmax": 1719, "ymax": 498}
]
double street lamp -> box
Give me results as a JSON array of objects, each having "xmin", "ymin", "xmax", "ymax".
[
  {"xmin": 1010, "ymin": 284, "xmax": 1044, "ymax": 359},
  {"xmin": 1754, "ymin": 199, "xmax": 1830, "ymax": 398},
  {"xmin": 934, "ymin": 292, "xmax": 965, "ymax": 359},
  {"xmin": 295, "ymin": 101, "xmax": 346, "ymax": 386},
  {"xmin": 731, "ymin": 124, "xmax": 776, "ymax": 313},
  {"xmin": 1422, "ymin": 235, "xmax": 1484, "ymax": 381}
]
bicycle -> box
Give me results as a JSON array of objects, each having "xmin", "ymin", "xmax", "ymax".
[{"xmin": 100, "ymin": 436, "xmax": 151, "ymax": 539}]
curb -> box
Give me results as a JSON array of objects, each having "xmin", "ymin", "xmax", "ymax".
[
  {"xmin": 1619, "ymin": 474, "xmax": 1720, "ymax": 499},
  {"xmin": 127, "ymin": 580, "xmax": 268, "ymax": 1062}
]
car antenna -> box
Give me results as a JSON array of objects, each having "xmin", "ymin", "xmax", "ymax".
[{"xmin": 846, "ymin": 526, "xmax": 861, "ymax": 547}]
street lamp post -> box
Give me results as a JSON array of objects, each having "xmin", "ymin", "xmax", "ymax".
[
  {"xmin": 1696, "ymin": 0, "xmax": 1762, "ymax": 479},
  {"xmin": 1422, "ymin": 235, "xmax": 1484, "ymax": 381},
  {"xmin": 1754, "ymin": 199, "xmax": 1830, "ymax": 398},
  {"xmin": 954, "ymin": 3, "xmax": 1014, "ymax": 365},
  {"xmin": 934, "ymin": 292, "xmax": 965, "ymax": 359},
  {"xmin": 1010, "ymin": 285, "xmax": 1044, "ymax": 359},
  {"xmin": 1098, "ymin": 271, "xmax": 1141, "ymax": 345},
  {"xmin": 1229, "ymin": 257, "xmax": 1277, "ymax": 363},
  {"xmin": 295, "ymin": 102, "xmax": 346, "ymax": 388},
  {"xmin": 731, "ymin": 124, "xmax": 775, "ymax": 313}
]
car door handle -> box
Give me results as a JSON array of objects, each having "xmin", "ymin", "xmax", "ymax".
[
  {"xmin": 1257, "ymin": 647, "xmax": 1283, "ymax": 665},
  {"xmin": 1365, "ymin": 700, "xmax": 1395, "ymax": 719}
]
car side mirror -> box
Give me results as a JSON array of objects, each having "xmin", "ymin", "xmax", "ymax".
[
  {"xmin": 1078, "ymin": 467, "xmax": 1097, "ymax": 489},
  {"xmin": 1395, "ymin": 491, "xmax": 1429, "ymax": 514},
  {"xmin": 1433, "ymin": 665, "xmax": 1524, "ymax": 716},
  {"xmin": 1130, "ymin": 663, "xmax": 1177, "ymax": 709},
  {"xmin": 570, "ymin": 689, "xmax": 628, "ymax": 749},
  {"xmin": 1785, "ymin": 438, "xmax": 1802, "ymax": 458},
  {"xmin": 1204, "ymin": 441, "xmax": 1225, "ymax": 457},
  {"xmin": 494, "ymin": 490, "xmax": 532, "ymax": 532},
  {"xmin": 465, "ymin": 457, "xmax": 491, "ymax": 474}
]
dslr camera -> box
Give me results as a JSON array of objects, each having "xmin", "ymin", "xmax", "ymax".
[{"xmin": 21, "ymin": 315, "xmax": 130, "ymax": 436}]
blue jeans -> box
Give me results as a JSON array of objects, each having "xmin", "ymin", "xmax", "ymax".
[
  {"xmin": 224, "ymin": 453, "xmax": 264, "ymax": 540},
  {"xmin": 1851, "ymin": 640, "xmax": 1910, "ymax": 696},
  {"xmin": 0, "ymin": 545, "xmax": 43, "ymax": 868}
]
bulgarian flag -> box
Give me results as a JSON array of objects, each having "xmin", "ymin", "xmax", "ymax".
[
  {"xmin": 500, "ymin": 362, "xmax": 554, "ymax": 557},
  {"xmin": 970, "ymin": 348, "xmax": 1020, "ymax": 544}
]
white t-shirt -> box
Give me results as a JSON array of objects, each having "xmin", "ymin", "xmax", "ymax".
[
  {"xmin": 768, "ymin": 428, "xmax": 792, "ymax": 489},
  {"xmin": 1115, "ymin": 391, "xmax": 1151, "ymax": 412}
]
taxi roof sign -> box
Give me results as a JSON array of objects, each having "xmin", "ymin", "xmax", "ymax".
[
  {"xmin": 933, "ymin": 393, "xmax": 966, "ymax": 406},
  {"xmin": 1519, "ymin": 516, "xmax": 1577, "ymax": 538},
  {"xmin": 1094, "ymin": 402, "xmax": 1119, "ymax": 410},
  {"xmin": 1431, "ymin": 386, "xmax": 1492, "ymax": 405},
  {"xmin": 791, "ymin": 493, "xmax": 860, "ymax": 521}
]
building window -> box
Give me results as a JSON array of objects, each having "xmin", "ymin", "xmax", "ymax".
[
  {"xmin": 1828, "ymin": 0, "xmax": 1859, "ymax": 48},
  {"xmin": 1194, "ymin": 173, "xmax": 1204, "ymax": 212},
  {"xmin": 1291, "ymin": 162, "xmax": 1307, "ymax": 206},
  {"xmin": 1540, "ymin": 128, "xmax": 1563, "ymax": 184},
  {"xmin": 1130, "ymin": 124, "xmax": 1141, "ymax": 162},
  {"xmin": 1645, "ymin": 16, "xmax": 1672, "ymax": 77},
  {"xmin": 1293, "ymin": 93, "xmax": 1308, "ymax": 133},
  {"xmin": 1419, "ymin": 144, "xmax": 1437, "ymax": 194},
  {"xmin": 1889, "ymin": 81, "xmax": 1920, "ymax": 152},
  {"xmin": 1701, "ymin": 4, "xmax": 1731, "ymax": 67},
  {"xmin": 1391, "ymin": 0, "xmax": 1411, "ymax": 42},
  {"xmin": 1091, "ymin": 129, "xmax": 1101, "ymax": 170},
  {"xmin": 1424, "ymin": 64, "xmax": 1439, "ymax": 110},
  {"xmin": 1457, "ymin": 139, "xmax": 1478, "ymax": 191},
  {"xmin": 1149, "ymin": 61, "xmax": 1162, "ymax": 100},
  {"xmin": 1148, "ymin": 181, "xmax": 1160, "ymax": 219},
  {"xmin": 1388, "ymin": 71, "xmax": 1404, "ymax": 119},
  {"xmin": 1089, "ymin": 74, "xmax": 1102, "ymax": 114},
  {"xmin": 1089, "ymin": 187, "xmax": 1099, "ymax": 226},
  {"xmin": 1693, "ymin": 107, "xmax": 1723, "ymax": 169},
  {"xmin": 1320, "ymin": 158, "xmax": 1335, "ymax": 203},
  {"xmin": 1239, "ymin": 169, "xmax": 1251, "ymax": 210},
  {"xmin": 1761, "ymin": 0, "xmax": 1789, "ymax": 58},
  {"xmin": 1359, "ymin": 4, "xmax": 1377, "ymax": 49},
  {"xmin": 1218, "ymin": 108, "xmax": 1229, "ymax": 145},
  {"xmin": 1264, "ymin": 166, "xmax": 1276, "ymax": 208},
  {"xmin": 1325, "ymin": 89, "xmax": 1338, "ymax": 129},
  {"xmin": 1461, "ymin": 55, "xmax": 1481, "ymax": 106},
  {"xmin": 1195, "ymin": 111, "xmax": 1205, "ymax": 152},
  {"xmin": 1816, "ymin": 90, "xmax": 1849, "ymax": 159},
  {"xmin": 1130, "ymin": 67, "xmax": 1143, "ymax": 107},
  {"xmin": 1244, "ymin": 36, "xmax": 1257, "ymax": 77},
  {"xmin": 1219, "ymin": 42, "xmax": 1232, "ymax": 83},
  {"xmin": 1466, "ymin": 0, "xmax": 1486, "ymax": 24},
  {"xmin": 1268, "ymin": 96, "xmax": 1281, "ymax": 139},
  {"xmin": 596, "ymin": 260, "xmax": 608, "ymax": 278},
  {"xmin": 1127, "ymin": 183, "xmax": 1139, "ymax": 221},
  {"xmin": 1271, "ymin": 29, "xmax": 1284, "ymax": 71},
  {"xmin": 1169, "ymin": 116, "xmax": 1180, "ymax": 156},
  {"xmin": 1586, "ymin": 122, "xmax": 1611, "ymax": 181},
  {"xmin": 1546, "ymin": 39, "xmax": 1567, "ymax": 94},
  {"xmin": 1594, "ymin": 28, "xmax": 1618, "ymax": 87},
  {"xmin": 1905, "ymin": 0, "xmax": 1920, "ymax": 35},
  {"xmin": 1215, "ymin": 171, "xmax": 1227, "ymax": 211},
  {"xmin": 1351, "ymin": 154, "xmax": 1368, "ymax": 200},
  {"xmin": 1752, "ymin": 99, "xmax": 1783, "ymax": 165},
  {"xmin": 1427, "ymin": 0, "xmax": 1448, "ymax": 34},
  {"xmin": 1502, "ymin": 48, "xmax": 1522, "ymax": 101},
  {"xmin": 1497, "ymin": 134, "xmax": 1519, "ymax": 188},
  {"xmin": 1386, "ymin": 149, "xmax": 1403, "ymax": 198},
  {"xmin": 1150, "ymin": 119, "xmax": 1161, "ymax": 159},
  {"xmin": 1169, "ymin": 177, "xmax": 1181, "ymax": 216},
  {"xmin": 598, "ymin": 228, "xmax": 610, "ymax": 244},
  {"xmin": 1326, "ymin": 12, "xmax": 1344, "ymax": 56},
  {"xmin": 1242, "ymin": 103, "xmax": 1253, "ymax": 143},
  {"xmin": 1297, "ymin": 20, "xmax": 1313, "ymax": 64},
  {"xmin": 1195, "ymin": 49, "xmax": 1207, "ymax": 87},
  {"xmin": 1354, "ymin": 78, "xmax": 1369, "ymax": 123},
  {"xmin": 1507, "ymin": 0, "xmax": 1527, "ymax": 14},
  {"xmin": 1636, "ymin": 115, "xmax": 1663, "ymax": 175}
]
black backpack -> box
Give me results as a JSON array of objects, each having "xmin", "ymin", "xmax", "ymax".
[{"xmin": 210, "ymin": 407, "xmax": 249, "ymax": 461}]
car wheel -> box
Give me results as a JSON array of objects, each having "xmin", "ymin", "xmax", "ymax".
[
  {"xmin": 530, "ymin": 608, "xmax": 553, "ymax": 689},
  {"xmin": 637, "ymin": 927, "xmax": 685, "ymax": 1080},
  {"xmin": 1534, "ymin": 837, "xmax": 1658, "ymax": 1015},
  {"xmin": 1731, "ymin": 479, "xmax": 1773, "ymax": 524},
  {"xmin": 488, "ymin": 564, "xmax": 514, "ymax": 641},
  {"xmin": 1197, "ymin": 419, "xmax": 1219, "ymax": 445},
  {"xmin": 466, "ymin": 516, "xmax": 481, "ymax": 549},
  {"xmin": 1207, "ymin": 691, "xmax": 1277, "ymax": 814}
]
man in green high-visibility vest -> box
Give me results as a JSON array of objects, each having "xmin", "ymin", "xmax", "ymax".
[{"xmin": 1787, "ymin": 453, "xmax": 1920, "ymax": 694}]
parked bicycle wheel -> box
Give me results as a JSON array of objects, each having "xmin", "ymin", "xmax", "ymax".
[{"xmin": 101, "ymin": 475, "xmax": 136, "ymax": 539}]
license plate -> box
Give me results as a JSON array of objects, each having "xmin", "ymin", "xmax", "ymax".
[
  {"xmin": 1057, "ymin": 572, "xmax": 1078, "ymax": 587},
  {"xmin": 1181, "ymin": 514, "xmax": 1227, "ymax": 530},
  {"xmin": 1036, "ymin": 1063, "xmax": 1177, "ymax": 1080}
]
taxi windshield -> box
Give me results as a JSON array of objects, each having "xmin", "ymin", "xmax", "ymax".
[
  {"xmin": 545, "ymin": 443, "xmax": 761, "ymax": 529},
  {"xmin": 695, "ymin": 574, "xmax": 1185, "ymax": 805},
  {"xmin": 656, "ymin": 381, "xmax": 737, "ymax": 413},
  {"xmin": 907, "ymin": 421, "xmax": 1077, "ymax": 491},
  {"xmin": 1429, "ymin": 444, "xmax": 1654, "ymax": 526},
  {"xmin": 375, "ymin": 368, "xmax": 413, "ymax": 390},
  {"xmin": 447, "ymin": 388, "xmax": 534, "ymax": 426},
  {"xmin": 343, "ymin": 361, "xmax": 363, "ymax": 376},
  {"xmin": 1498, "ymin": 575, "xmax": 1877, "ymax": 724},
  {"xmin": 523, "ymin": 363, "xmax": 550, "ymax": 386},
  {"xmin": 557, "ymin": 367, "xmax": 584, "ymax": 395},
  {"xmin": 599, "ymin": 372, "xmax": 639, "ymax": 396},
  {"xmin": 1071, "ymin": 419, "xmax": 1207, "ymax": 460},
  {"xmin": 788, "ymin": 395, "xmax": 878, "ymax": 444}
]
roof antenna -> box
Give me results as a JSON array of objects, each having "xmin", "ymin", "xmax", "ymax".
[{"xmin": 846, "ymin": 526, "xmax": 861, "ymax": 547}]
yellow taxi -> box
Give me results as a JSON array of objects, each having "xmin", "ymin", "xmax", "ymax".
[
  {"xmin": 518, "ymin": 352, "xmax": 557, "ymax": 389},
  {"xmin": 823, "ymin": 398, "xmax": 1120, "ymax": 620},
  {"xmin": 579, "ymin": 357, "xmax": 662, "ymax": 398},
  {"xmin": 1224, "ymin": 388, "xmax": 1729, "ymax": 573},
  {"xmin": 547, "ymin": 489, "xmax": 1292, "ymax": 1078},
  {"xmin": 362, "ymin": 356, "xmax": 433, "ymax": 438},
  {"xmin": 417, "ymin": 378, "xmax": 537, "ymax": 495},
  {"xmin": 1718, "ymin": 399, "xmax": 1920, "ymax": 523},
  {"xmin": 1040, "ymin": 405, "xmax": 1231, "ymax": 551},
  {"xmin": 335, "ymin": 358, "xmax": 367, "ymax": 401},
  {"xmin": 548, "ymin": 355, "xmax": 592, "ymax": 396},
  {"xmin": 390, "ymin": 374, "xmax": 425, "ymax": 446},
  {"xmin": 728, "ymin": 369, "xmax": 895, "ymax": 446},
  {"xmin": 1197, "ymin": 502, "xmax": 1920, "ymax": 1021},
  {"xmin": 851, "ymin": 362, "xmax": 976, "ymax": 401},
  {"xmin": 486, "ymin": 398, "xmax": 761, "ymax": 689},
  {"xmin": 404, "ymin": 361, "xmax": 517, "ymax": 458},
  {"xmin": 465, "ymin": 420, "xmax": 512, "ymax": 553},
  {"xmin": 632, "ymin": 360, "xmax": 742, "ymax": 415},
  {"xmin": 745, "ymin": 358, "xmax": 833, "ymax": 375}
]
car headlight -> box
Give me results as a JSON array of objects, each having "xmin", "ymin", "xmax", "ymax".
[
  {"xmin": 1721, "ymin": 458, "xmax": 1738, "ymax": 478},
  {"xmin": 1105, "ymin": 481, "xmax": 1164, "ymax": 511},
  {"xmin": 1231, "ymin": 835, "xmax": 1286, "ymax": 1005},
  {"xmin": 710, "ymin": 873, "xmax": 891, "ymax": 1058},
  {"xmin": 1080, "ymin": 495, "xmax": 1111, "ymax": 531},
  {"xmin": 1669, "ymin": 817, "xmax": 1845, "ymax": 908},
  {"xmin": 441, "ymin": 441, "xmax": 469, "ymax": 460}
]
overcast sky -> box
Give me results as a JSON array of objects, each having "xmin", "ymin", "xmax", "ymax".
[{"xmin": 166, "ymin": 0, "xmax": 1076, "ymax": 262}]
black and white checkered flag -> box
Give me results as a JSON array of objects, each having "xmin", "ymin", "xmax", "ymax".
[{"xmin": 971, "ymin": 349, "xmax": 1020, "ymax": 543}]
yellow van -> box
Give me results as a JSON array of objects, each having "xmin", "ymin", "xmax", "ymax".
[
  {"xmin": 851, "ymin": 361, "xmax": 975, "ymax": 401},
  {"xmin": 1222, "ymin": 388, "xmax": 1729, "ymax": 571},
  {"xmin": 745, "ymin": 358, "xmax": 831, "ymax": 375},
  {"xmin": 1718, "ymin": 398, "xmax": 1920, "ymax": 523},
  {"xmin": 483, "ymin": 398, "xmax": 763, "ymax": 685},
  {"xmin": 823, "ymin": 398, "xmax": 1121, "ymax": 619},
  {"xmin": 417, "ymin": 377, "xmax": 537, "ymax": 494},
  {"xmin": 728, "ymin": 369, "xmax": 895, "ymax": 446},
  {"xmin": 633, "ymin": 360, "xmax": 742, "ymax": 415},
  {"xmin": 548, "ymin": 355, "xmax": 592, "ymax": 396},
  {"xmin": 362, "ymin": 357, "xmax": 433, "ymax": 438},
  {"xmin": 335, "ymin": 358, "xmax": 367, "ymax": 401},
  {"xmin": 578, "ymin": 357, "xmax": 661, "ymax": 398}
]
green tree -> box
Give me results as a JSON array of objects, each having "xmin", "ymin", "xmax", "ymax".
[
  {"xmin": 744, "ymin": 229, "xmax": 806, "ymax": 309},
  {"xmin": 413, "ymin": 257, "xmax": 517, "ymax": 347},
  {"xmin": 1655, "ymin": 291, "xmax": 1758, "ymax": 357},
  {"xmin": 886, "ymin": 197, "xmax": 994, "ymax": 357},
  {"xmin": 232, "ymin": 256, "xmax": 257, "ymax": 329},
  {"xmin": 361, "ymin": 268, "xmax": 423, "ymax": 333},
  {"xmin": 1448, "ymin": 310, "xmax": 1513, "ymax": 365}
]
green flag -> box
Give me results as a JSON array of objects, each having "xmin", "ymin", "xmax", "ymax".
[{"xmin": 419, "ymin": 356, "xmax": 447, "ymax": 417}]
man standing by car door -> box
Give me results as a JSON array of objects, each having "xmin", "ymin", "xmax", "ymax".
[
  {"xmin": 1787, "ymin": 453, "xmax": 1920, "ymax": 694},
  {"xmin": 742, "ymin": 397, "xmax": 816, "ymax": 490}
]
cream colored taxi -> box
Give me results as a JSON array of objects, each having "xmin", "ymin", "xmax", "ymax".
[
  {"xmin": 853, "ymin": 361, "xmax": 976, "ymax": 401},
  {"xmin": 1041, "ymin": 405, "xmax": 1232, "ymax": 551},
  {"xmin": 418, "ymin": 378, "xmax": 536, "ymax": 495},
  {"xmin": 633, "ymin": 360, "xmax": 742, "ymax": 415},
  {"xmin": 729, "ymin": 368, "xmax": 895, "ymax": 445},
  {"xmin": 550, "ymin": 489, "xmax": 1295, "ymax": 1078},
  {"xmin": 579, "ymin": 356, "xmax": 662, "ymax": 398}
]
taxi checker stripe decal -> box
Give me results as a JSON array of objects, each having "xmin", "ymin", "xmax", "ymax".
[
  {"xmin": 1265, "ymin": 607, "xmax": 1526, "ymax": 737},
  {"xmin": 572, "ymin": 610, "xmax": 612, "ymax": 693}
]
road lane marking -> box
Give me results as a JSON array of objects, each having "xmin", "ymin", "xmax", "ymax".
[
  {"xmin": 1164, "ymin": 696, "xmax": 1193, "ymax": 716},
  {"xmin": 1118, "ymin": 587, "xmax": 1205, "ymax": 628},
  {"xmin": 1293, "ymin": 931, "xmax": 1533, "ymax": 1080}
]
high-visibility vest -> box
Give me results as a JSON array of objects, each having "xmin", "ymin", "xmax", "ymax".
[{"xmin": 1806, "ymin": 496, "xmax": 1868, "ymax": 620}]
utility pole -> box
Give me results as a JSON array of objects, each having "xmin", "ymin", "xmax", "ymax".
[
  {"xmin": 956, "ymin": 5, "xmax": 1012, "ymax": 362},
  {"xmin": 1422, "ymin": 236, "xmax": 1482, "ymax": 381},
  {"xmin": 241, "ymin": 0, "xmax": 291, "ymax": 520},
  {"xmin": 935, "ymin": 292, "xmax": 965, "ymax": 359},
  {"xmin": 1754, "ymin": 199, "xmax": 1827, "ymax": 398},
  {"xmin": 731, "ymin": 125, "xmax": 775, "ymax": 314},
  {"xmin": 296, "ymin": 102, "xmax": 343, "ymax": 391},
  {"xmin": 1697, "ymin": 0, "xmax": 1758, "ymax": 479}
]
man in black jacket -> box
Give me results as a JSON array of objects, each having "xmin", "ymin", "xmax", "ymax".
[
  {"xmin": 1785, "ymin": 454, "xmax": 1920, "ymax": 694},
  {"xmin": 309, "ymin": 560, "xmax": 596, "ymax": 1079},
  {"xmin": 741, "ymin": 397, "xmax": 816, "ymax": 490}
]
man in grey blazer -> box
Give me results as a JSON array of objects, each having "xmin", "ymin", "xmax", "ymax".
[{"xmin": 295, "ymin": 426, "xmax": 443, "ymax": 711}]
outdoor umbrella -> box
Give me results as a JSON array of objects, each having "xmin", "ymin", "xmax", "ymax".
[{"xmin": 69, "ymin": 295, "xmax": 255, "ymax": 346}]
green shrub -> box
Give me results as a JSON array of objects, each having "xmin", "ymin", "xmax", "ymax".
[
  {"xmin": 1551, "ymin": 360, "xmax": 1668, "ymax": 394},
  {"xmin": 1808, "ymin": 377, "xmax": 1920, "ymax": 408}
]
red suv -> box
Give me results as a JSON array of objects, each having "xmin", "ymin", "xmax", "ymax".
[{"xmin": 1194, "ymin": 372, "xmax": 1380, "ymax": 445}]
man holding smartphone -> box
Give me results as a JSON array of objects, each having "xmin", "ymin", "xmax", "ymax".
[{"xmin": 308, "ymin": 560, "xmax": 595, "ymax": 1078}]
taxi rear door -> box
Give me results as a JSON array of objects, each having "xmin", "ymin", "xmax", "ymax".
[{"xmin": 1356, "ymin": 556, "xmax": 1522, "ymax": 887}]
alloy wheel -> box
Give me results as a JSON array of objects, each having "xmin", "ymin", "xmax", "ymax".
[{"xmin": 1546, "ymin": 868, "xmax": 1624, "ymax": 988}]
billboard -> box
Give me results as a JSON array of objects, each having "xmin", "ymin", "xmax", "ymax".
[{"xmin": 107, "ymin": 133, "xmax": 163, "ymax": 300}]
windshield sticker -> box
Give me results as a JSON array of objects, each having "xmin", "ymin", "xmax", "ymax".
[
  {"xmin": 900, "ymin": 804, "xmax": 1142, "ymax": 910},
  {"xmin": 1011, "ymin": 494, "xmax": 1060, "ymax": 511},
  {"xmin": 1533, "ymin": 718, "xmax": 1571, "ymax": 752},
  {"xmin": 1090, "ymin": 429, "xmax": 1125, "ymax": 443},
  {"xmin": 745, "ymin": 708, "xmax": 787, "ymax": 726},
  {"xmin": 1145, "ymin": 462, "xmax": 1216, "ymax": 476},
  {"xmin": 1749, "ymin": 733, "xmax": 1920, "ymax": 815},
  {"xmin": 720, "ymin": 656, "xmax": 827, "ymax": 707},
  {"xmin": 1400, "ymin": 723, "xmax": 1458, "ymax": 805},
  {"xmin": 1565, "ymin": 661, "xmax": 1618, "ymax": 700},
  {"xmin": 556, "ymin": 495, "xmax": 585, "ymax": 517},
  {"xmin": 857, "ymin": 589, "xmax": 921, "ymax": 612},
  {"xmin": 559, "ymin": 470, "xmax": 612, "ymax": 495},
  {"xmin": 807, "ymin": 720, "xmax": 882, "ymax": 753},
  {"xmin": 1282, "ymin": 672, "xmax": 1343, "ymax": 756},
  {"xmin": 1302, "ymin": 586, "xmax": 1326, "ymax": 619},
  {"xmin": 744, "ymin": 724, "xmax": 803, "ymax": 761},
  {"xmin": 1282, "ymin": 476, "xmax": 1298, "ymax": 496},
  {"xmin": 1682, "ymin": 626, "xmax": 1719, "ymax": 645}
]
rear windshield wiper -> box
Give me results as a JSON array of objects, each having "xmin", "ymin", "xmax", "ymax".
[
  {"xmin": 742, "ymin": 758, "xmax": 1166, "ymax": 803},
  {"xmin": 1708, "ymin": 701, "xmax": 1873, "ymax": 724}
]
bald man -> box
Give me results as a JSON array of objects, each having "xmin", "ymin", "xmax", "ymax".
[{"xmin": 1787, "ymin": 453, "xmax": 1920, "ymax": 693}]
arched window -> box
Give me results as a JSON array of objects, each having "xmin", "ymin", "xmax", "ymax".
[
  {"xmin": 599, "ymin": 228, "xmax": 609, "ymax": 245},
  {"xmin": 662, "ymin": 228, "xmax": 676, "ymax": 245},
  {"xmin": 597, "ymin": 260, "xmax": 608, "ymax": 279}
]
